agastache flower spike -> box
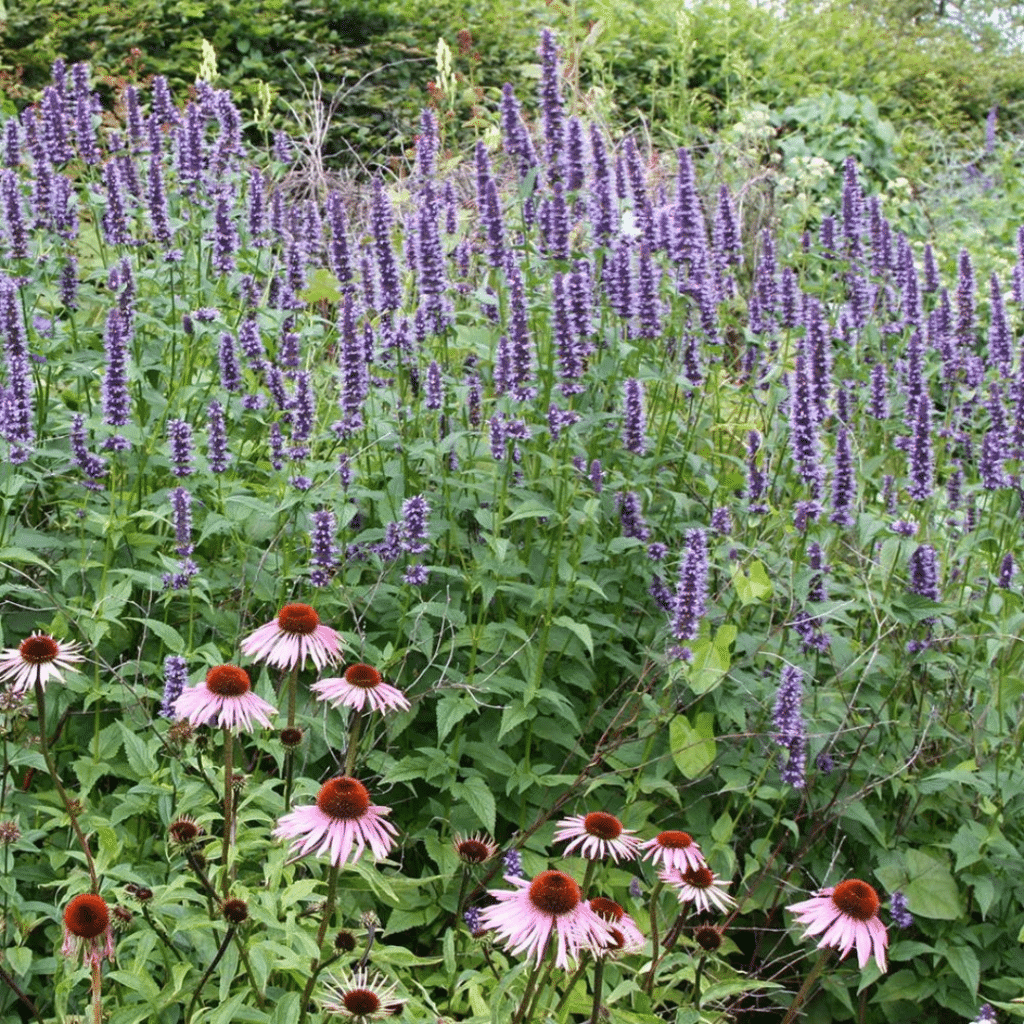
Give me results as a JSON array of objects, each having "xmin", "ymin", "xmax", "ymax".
[
  {"xmin": 160, "ymin": 655, "xmax": 189, "ymax": 718},
  {"xmin": 773, "ymin": 665, "xmax": 806, "ymax": 788},
  {"xmin": 538, "ymin": 29, "xmax": 566, "ymax": 180},
  {"xmin": 672, "ymin": 529, "xmax": 709, "ymax": 643},
  {"xmin": 621, "ymin": 377, "xmax": 647, "ymax": 456},
  {"xmin": 167, "ymin": 418, "xmax": 195, "ymax": 478}
]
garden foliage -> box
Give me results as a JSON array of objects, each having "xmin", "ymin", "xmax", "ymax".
[{"xmin": 0, "ymin": 26, "xmax": 1023, "ymax": 1024}]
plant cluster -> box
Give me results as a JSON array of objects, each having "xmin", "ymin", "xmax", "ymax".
[{"xmin": 0, "ymin": 28, "xmax": 1023, "ymax": 1024}]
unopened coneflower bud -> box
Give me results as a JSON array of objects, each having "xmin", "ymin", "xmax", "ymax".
[
  {"xmin": 231, "ymin": 772, "xmax": 247, "ymax": 793},
  {"xmin": 361, "ymin": 910, "xmax": 380, "ymax": 931},
  {"xmin": 0, "ymin": 820, "xmax": 21, "ymax": 844},
  {"xmin": 221, "ymin": 898, "xmax": 249, "ymax": 924},
  {"xmin": 166, "ymin": 720, "xmax": 194, "ymax": 746},
  {"xmin": 280, "ymin": 726, "xmax": 304, "ymax": 748},
  {"xmin": 453, "ymin": 832, "xmax": 498, "ymax": 864},
  {"xmin": 168, "ymin": 815, "xmax": 203, "ymax": 848},
  {"xmin": 111, "ymin": 905, "xmax": 133, "ymax": 932},
  {"xmin": 334, "ymin": 929, "xmax": 357, "ymax": 952},
  {"xmin": 134, "ymin": 887, "xmax": 153, "ymax": 903},
  {"xmin": 694, "ymin": 925, "xmax": 723, "ymax": 951}
]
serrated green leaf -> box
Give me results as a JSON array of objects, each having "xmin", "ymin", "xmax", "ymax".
[
  {"xmin": 436, "ymin": 693, "xmax": 475, "ymax": 742},
  {"xmin": 5, "ymin": 946, "xmax": 30, "ymax": 976},
  {"xmin": 552, "ymin": 614, "xmax": 594, "ymax": 657},
  {"xmin": 938, "ymin": 940, "xmax": 979, "ymax": 996},
  {"xmin": 455, "ymin": 775, "xmax": 496, "ymax": 833},
  {"xmin": 902, "ymin": 849, "xmax": 962, "ymax": 920}
]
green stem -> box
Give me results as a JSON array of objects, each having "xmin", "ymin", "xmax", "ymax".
[
  {"xmin": 510, "ymin": 946, "xmax": 549, "ymax": 1024},
  {"xmin": 91, "ymin": 960, "xmax": 102, "ymax": 1024},
  {"xmin": 298, "ymin": 864, "xmax": 342, "ymax": 1024},
  {"xmin": 642, "ymin": 880, "xmax": 665, "ymax": 995},
  {"xmin": 344, "ymin": 711, "xmax": 363, "ymax": 776},
  {"xmin": 589, "ymin": 956, "xmax": 605, "ymax": 1024},
  {"xmin": 185, "ymin": 925, "xmax": 236, "ymax": 1023},
  {"xmin": 221, "ymin": 727, "xmax": 234, "ymax": 898},
  {"xmin": 34, "ymin": 681, "xmax": 98, "ymax": 893},
  {"xmin": 780, "ymin": 949, "xmax": 833, "ymax": 1024}
]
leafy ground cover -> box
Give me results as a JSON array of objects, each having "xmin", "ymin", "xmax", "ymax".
[{"xmin": 0, "ymin": 27, "xmax": 1023, "ymax": 1024}]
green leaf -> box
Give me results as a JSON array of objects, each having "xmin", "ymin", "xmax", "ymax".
[
  {"xmin": 901, "ymin": 849, "xmax": 962, "ymax": 920},
  {"xmin": 435, "ymin": 693, "xmax": 475, "ymax": 742},
  {"xmin": 938, "ymin": 940, "xmax": 979, "ymax": 996},
  {"xmin": 5, "ymin": 946, "xmax": 30, "ymax": 976},
  {"xmin": 455, "ymin": 775, "xmax": 496, "ymax": 833},
  {"xmin": 127, "ymin": 617, "xmax": 185, "ymax": 653},
  {"xmin": 552, "ymin": 615, "xmax": 594, "ymax": 658},
  {"xmin": 731, "ymin": 558, "xmax": 773, "ymax": 605},
  {"xmin": 669, "ymin": 712, "xmax": 717, "ymax": 779}
]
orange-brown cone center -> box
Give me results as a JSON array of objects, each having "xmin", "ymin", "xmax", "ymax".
[
  {"xmin": 277, "ymin": 603, "xmax": 319, "ymax": 635},
  {"xmin": 658, "ymin": 830, "xmax": 693, "ymax": 849},
  {"xmin": 589, "ymin": 897, "xmax": 624, "ymax": 922},
  {"xmin": 831, "ymin": 879, "xmax": 880, "ymax": 921},
  {"xmin": 206, "ymin": 665, "xmax": 251, "ymax": 697},
  {"xmin": 343, "ymin": 990, "xmax": 380, "ymax": 1015},
  {"xmin": 64, "ymin": 894, "xmax": 109, "ymax": 939},
  {"xmin": 584, "ymin": 812, "xmax": 622, "ymax": 840},
  {"xmin": 528, "ymin": 871, "xmax": 581, "ymax": 916},
  {"xmin": 344, "ymin": 664, "xmax": 382, "ymax": 690},
  {"xmin": 317, "ymin": 777, "xmax": 371, "ymax": 820},
  {"xmin": 682, "ymin": 867, "xmax": 713, "ymax": 889},
  {"xmin": 19, "ymin": 635, "xmax": 59, "ymax": 664}
]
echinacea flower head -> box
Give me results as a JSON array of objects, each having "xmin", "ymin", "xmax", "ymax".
[
  {"xmin": 639, "ymin": 830, "xmax": 707, "ymax": 873},
  {"xmin": 660, "ymin": 866, "xmax": 737, "ymax": 914},
  {"xmin": 587, "ymin": 897, "xmax": 645, "ymax": 956},
  {"xmin": 240, "ymin": 603, "xmax": 341, "ymax": 671},
  {"xmin": 310, "ymin": 663, "xmax": 410, "ymax": 714},
  {"xmin": 553, "ymin": 812, "xmax": 640, "ymax": 862},
  {"xmin": 273, "ymin": 776, "xmax": 397, "ymax": 867},
  {"xmin": 173, "ymin": 665, "xmax": 276, "ymax": 732},
  {"xmin": 788, "ymin": 879, "xmax": 888, "ymax": 972},
  {"xmin": 453, "ymin": 832, "xmax": 499, "ymax": 864},
  {"xmin": 0, "ymin": 632, "xmax": 84, "ymax": 694},
  {"xmin": 62, "ymin": 893, "xmax": 115, "ymax": 968},
  {"xmin": 320, "ymin": 968, "xmax": 403, "ymax": 1021},
  {"xmin": 478, "ymin": 870, "xmax": 614, "ymax": 970}
]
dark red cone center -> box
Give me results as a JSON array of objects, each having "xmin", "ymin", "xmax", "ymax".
[
  {"xmin": 589, "ymin": 897, "xmax": 624, "ymax": 922},
  {"xmin": 344, "ymin": 664, "xmax": 382, "ymax": 690},
  {"xmin": 457, "ymin": 839, "xmax": 492, "ymax": 863},
  {"xmin": 343, "ymin": 989, "xmax": 380, "ymax": 1015},
  {"xmin": 206, "ymin": 665, "xmax": 251, "ymax": 697},
  {"xmin": 19, "ymin": 635, "xmax": 59, "ymax": 664},
  {"xmin": 277, "ymin": 603, "xmax": 319, "ymax": 635},
  {"xmin": 528, "ymin": 871, "xmax": 581, "ymax": 916},
  {"xmin": 584, "ymin": 812, "xmax": 622, "ymax": 840},
  {"xmin": 64, "ymin": 894, "xmax": 109, "ymax": 939},
  {"xmin": 317, "ymin": 777, "xmax": 371, "ymax": 820},
  {"xmin": 831, "ymin": 879, "xmax": 880, "ymax": 921},
  {"xmin": 658, "ymin": 830, "xmax": 693, "ymax": 849},
  {"xmin": 682, "ymin": 867, "xmax": 714, "ymax": 889}
]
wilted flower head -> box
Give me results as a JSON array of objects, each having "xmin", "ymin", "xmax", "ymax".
[
  {"xmin": 0, "ymin": 632, "xmax": 84, "ymax": 694},
  {"xmin": 62, "ymin": 893, "xmax": 115, "ymax": 968},
  {"xmin": 240, "ymin": 603, "xmax": 342, "ymax": 671},
  {"xmin": 587, "ymin": 897, "xmax": 645, "ymax": 956},
  {"xmin": 788, "ymin": 878, "xmax": 888, "ymax": 972},
  {"xmin": 167, "ymin": 815, "xmax": 204, "ymax": 849}
]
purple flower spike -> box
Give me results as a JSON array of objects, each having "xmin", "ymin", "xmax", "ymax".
[
  {"xmin": 309, "ymin": 509, "xmax": 338, "ymax": 588},
  {"xmin": 772, "ymin": 665, "xmax": 806, "ymax": 789},
  {"xmin": 160, "ymin": 655, "xmax": 189, "ymax": 719},
  {"xmin": 907, "ymin": 391, "xmax": 934, "ymax": 501},
  {"xmin": 829, "ymin": 428, "xmax": 856, "ymax": 526},
  {"xmin": 908, "ymin": 544, "xmax": 940, "ymax": 601},
  {"xmin": 622, "ymin": 378, "xmax": 647, "ymax": 456},
  {"xmin": 207, "ymin": 400, "xmax": 230, "ymax": 472},
  {"xmin": 998, "ymin": 553, "xmax": 1015, "ymax": 589},
  {"xmin": 538, "ymin": 29, "xmax": 566, "ymax": 180},
  {"xmin": 167, "ymin": 419, "xmax": 195, "ymax": 478},
  {"xmin": 616, "ymin": 491, "xmax": 650, "ymax": 541},
  {"xmin": 672, "ymin": 529, "xmax": 709, "ymax": 642}
]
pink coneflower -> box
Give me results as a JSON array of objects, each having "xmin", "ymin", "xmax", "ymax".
[
  {"xmin": 639, "ymin": 830, "xmax": 707, "ymax": 873},
  {"xmin": 587, "ymin": 897, "xmax": 645, "ymax": 956},
  {"xmin": 788, "ymin": 879, "xmax": 888, "ymax": 972},
  {"xmin": 62, "ymin": 893, "xmax": 115, "ymax": 968},
  {"xmin": 273, "ymin": 776, "xmax": 397, "ymax": 866},
  {"xmin": 453, "ymin": 832, "xmax": 499, "ymax": 864},
  {"xmin": 310, "ymin": 663, "xmax": 410, "ymax": 714},
  {"xmin": 660, "ymin": 866, "xmax": 736, "ymax": 914},
  {"xmin": 479, "ymin": 870, "xmax": 614, "ymax": 970},
  {"xmin": 173, "ymin": 665, "xmax": 276, "ymax": 731},
  {"xmin": 320, "ymin": 968, "xmax": 404, "ymax": 1021},
  {"xmin": 0, "ymin": 632, "xmax": 84, "ymax": 694},
  {"xmin": 553, "ymin": 812, "xmax": 640, "ymax": 862},
  {"xmin": 240, "ymin": 603, "xmax": 341, "ymax": 671}
]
